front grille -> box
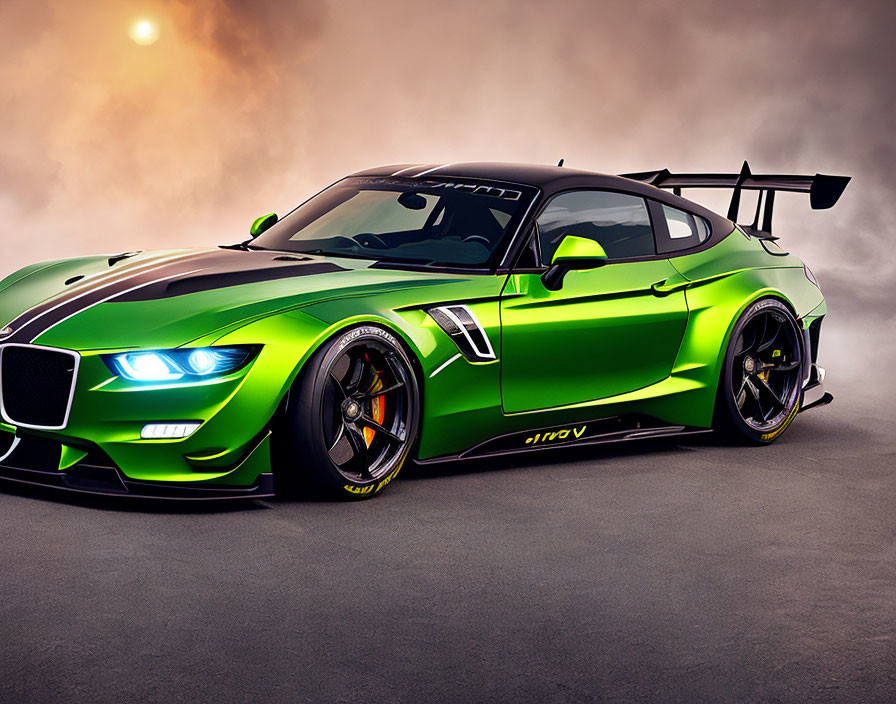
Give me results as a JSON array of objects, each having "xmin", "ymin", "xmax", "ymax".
[{"xmin": 0, "ymin": 345, "xmax": 79, "ymax": 429}]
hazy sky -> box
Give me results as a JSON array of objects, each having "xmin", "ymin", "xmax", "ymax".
[{"xmin": 1, "ymin": 0, "xmax": 893, "ymax": 394}]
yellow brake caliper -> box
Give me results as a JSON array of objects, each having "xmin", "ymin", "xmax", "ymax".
[{"xmin": 761, "ymin": 349, "xmax": 782, "ymax": 384}]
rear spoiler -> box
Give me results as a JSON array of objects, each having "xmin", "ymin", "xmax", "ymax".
[{"xmin": 622, "ymin": 161, "xmax": 850, "ymax": 237}]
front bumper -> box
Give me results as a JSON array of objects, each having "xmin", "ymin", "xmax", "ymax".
[
  {"xmin": 0, "ymin": 431, "xmax": 274, "ymax": 499},
  {"xmin": 0, "ymin": 336, "xmax": 308, "ymax": 495}
]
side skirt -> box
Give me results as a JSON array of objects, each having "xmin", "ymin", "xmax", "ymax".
[{"xmin": 415, "ymin": 415, "xmax": 713, "ymax": 465}]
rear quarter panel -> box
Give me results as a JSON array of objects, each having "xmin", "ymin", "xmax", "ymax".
[{"xmin": 660, "ymin": 231, "xmax": 824, "ymax": 427}]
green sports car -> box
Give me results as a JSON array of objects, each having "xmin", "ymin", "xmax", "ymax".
[{"xmin": 0, "ymin": 161, "xmax": 847, "ymax": 499}]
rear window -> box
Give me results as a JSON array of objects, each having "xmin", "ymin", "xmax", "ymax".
[{"xmin": 657, "ymin": 205, "xmax": 710, "ymax": 254}]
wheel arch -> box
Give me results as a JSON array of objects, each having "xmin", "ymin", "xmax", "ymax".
[
  {"xmin": 711, "ymin": 293, "xmax": 806, "ymax": 442},
  {"xmin": 718, "ymin": 291, "xmax": 798, "ymax": 363},
  {"xmin": 667, "ymin": 269, "xmax": 806, "ymax": 428},
  {"xmin": 692, "ymin": 290, "xmax": 801, "ymax": 432},
  {"xmin": 209, "ymin": 307, "xmax": 429, "ymax": 456},
  {"xmin": 711, "ymin": 288, "xmax": 801, "ymax": 390},
  {"xmin": 270, "ymin": 315, "xmax": 425, "ymax": 497},
  {"xmin": 273, "ymin": 314, "xmax": 428, "ymax": 431}
]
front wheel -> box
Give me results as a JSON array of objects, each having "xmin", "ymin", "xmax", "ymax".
[
  {"xmin": 715, "ymin": 299, "xmax": 804, "ymax": 444},
  {"xmin": 277, "ymin": 325, "xmax": 420, "ymax": 499}
]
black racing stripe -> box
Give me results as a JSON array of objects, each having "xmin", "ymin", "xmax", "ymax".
[
  {"xmin": 5, "ymin": 254, "xmax": 214, "ymax": 343},
  {"xmin": 5, "ymin": 249, "xmax": 350, "ymax": 342},
  {"xmin": 112, "ymin": 261, "xmax": 347, "ymax": 301},
  {"xmin": 0, "ymin": 251, "xmax": 184, "ymax": 340}
]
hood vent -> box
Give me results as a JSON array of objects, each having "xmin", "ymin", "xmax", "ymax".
[{"xmin": 108, "ymin": 252, "xmax": 141, "ymax": 267}]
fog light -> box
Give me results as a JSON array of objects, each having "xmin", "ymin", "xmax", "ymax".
[{"xmin": 141, "ymin": 423, "xmax": 201, "ymax": 439}]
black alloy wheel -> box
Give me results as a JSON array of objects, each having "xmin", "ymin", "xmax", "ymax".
[
  {"xmin": 277, "ymin": 325, "xmax": 419, "ymax": 499},
  {"xmin": 717, "ymin": 298, "xmax": 804, "ymax": 444}
]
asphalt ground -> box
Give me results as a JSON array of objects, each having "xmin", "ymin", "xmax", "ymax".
[{"xmin": 0, "ymin": 395, "xmax": 894, "ymax": 703}]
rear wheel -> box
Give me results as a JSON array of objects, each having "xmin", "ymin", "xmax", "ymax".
[
  {"xmin": 277, "ymin": 326, "xmax": 419, "ymax": 499},
  {"xmin": 716, "ymin": 299, "xmax": 804, "ymax": 444}
]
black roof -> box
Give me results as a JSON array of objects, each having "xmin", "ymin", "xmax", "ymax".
[
  {"xmin": 350, "ymin": 162, "xmax": 728, "ymax": 225},
  {"xmin": 353, "ymin": 161, "xmax": 645, "ymax": 191}
]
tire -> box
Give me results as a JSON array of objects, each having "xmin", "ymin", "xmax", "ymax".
[
  {"xmin": 276, "ymin": 325, "xmax": 420, "ymax": 499},
  {"xmin": 715, "ymin": 298, "xmax": 804, "ymax": 445}
]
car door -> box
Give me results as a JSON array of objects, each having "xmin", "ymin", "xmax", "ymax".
[{"xmin": 500, "ymin": 189, "xmax": 689, "ymax": 414}]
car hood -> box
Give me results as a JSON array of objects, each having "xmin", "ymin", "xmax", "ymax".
[{"xmin": 0, "ymin": 248, "xmax": 472, "ymax": 350}]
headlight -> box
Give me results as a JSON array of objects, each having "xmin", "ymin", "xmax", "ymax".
[{"xmin": 106, "ymin": 346, "xmax": 256, "ymax": 382}]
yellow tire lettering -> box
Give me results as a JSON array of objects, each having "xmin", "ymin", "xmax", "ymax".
[
  {"xmin": 760, "ymin": 400, "xmax": 800, "ymax": 441},
  {"xmin": 344, "ymin": 484, "xmax": 375, "ymax": 495}
]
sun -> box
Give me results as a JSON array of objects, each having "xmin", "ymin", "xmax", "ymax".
[{"xmin": 129, "ymin": 19, "xmax": 159, "ymax": 46}]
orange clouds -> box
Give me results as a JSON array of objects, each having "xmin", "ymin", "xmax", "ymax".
[{"xmin": 0, "ymin": 0, "xmax": 894, "ymax": 391}]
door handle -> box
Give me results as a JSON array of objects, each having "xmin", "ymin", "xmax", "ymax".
[
  {"xmin": 651, "ymin": 269, "xmax": 690, "ymax": 296},
  {"xmin": 652, "ymin": 271, "xmax": 730, "ymax": 296},
  {"xmin": 651, "ymin": 279, "xmax": 688, "ymax": 296}
]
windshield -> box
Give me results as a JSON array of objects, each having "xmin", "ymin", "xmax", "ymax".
[{"xmin": 251, "ymin": 177, "xmax": 538, "ymax": 268}]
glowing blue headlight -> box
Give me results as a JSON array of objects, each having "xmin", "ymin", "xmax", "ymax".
[
  {"xmin": 114, "ymin": 352, "xmax": 183, "ymax": 382},
  {"xmin": 182, "ymin": 347, "xmax": 253, "ymax": 376},
  {"xmin": 107, "ymin": 347, "xmax": 255, "ymax": 382},
  {"xmin": 187, "ymin": 349, "xmax": 217, "ymax": 375}
]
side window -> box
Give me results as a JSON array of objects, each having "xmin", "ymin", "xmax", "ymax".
[
  {"xmin": 657, "ymin": 205, "xmax": 710, "ymax": 254},
  {"xmin": 536, "ymin": 191, "xmax": 655, "ymax": 263}
]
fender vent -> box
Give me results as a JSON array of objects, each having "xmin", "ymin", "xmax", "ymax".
[{"xmin": 428, "ymin": 305, "xmax": 496, "ymax": 362}]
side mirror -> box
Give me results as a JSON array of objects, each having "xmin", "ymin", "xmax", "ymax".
[
  {"xmin": 249, "ymin": 212, "xmax": 278, "ymax": 238},
  {"xmin": 541, "ymin": 235, "xmax": 608, "ymax": 290}
]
